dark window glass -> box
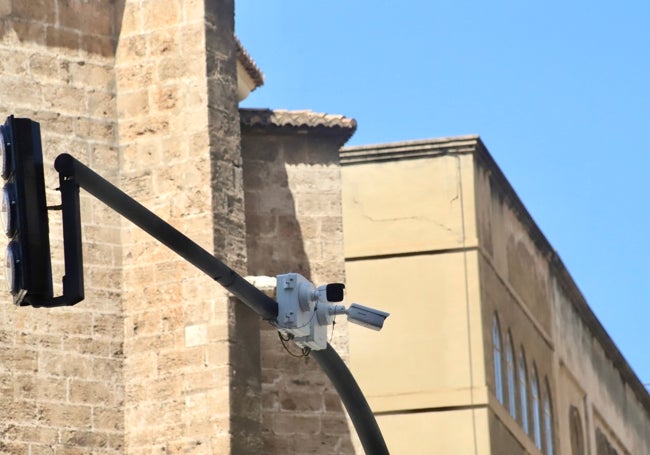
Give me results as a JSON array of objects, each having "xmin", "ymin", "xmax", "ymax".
[{"xmin": 492, "ymin": 315, "xmax": 504, "ymax": 404}]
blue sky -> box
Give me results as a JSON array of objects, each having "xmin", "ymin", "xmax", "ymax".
[{"xmin": 235, "ymin": 1, "xmax": 650, "ymax": 384}]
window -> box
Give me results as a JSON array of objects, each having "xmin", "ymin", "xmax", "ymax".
[
  {"xmin": 492, "ymin": 315, "xmax": 504, "ymax": 404},
  {"xmin": 596, "ymin": 429, "xmax": 609, "ymax": 455},
  {"xmin": 505, "ymin": 332, "xmax": 516, "ymax": 419},
  {"xmin": 543, "ymin": 379, "xmax": 554, "ymax": 455},
  {"xmin": 531, "ymin": 365, "xmax": 542, "ymax": 450},
  {"xmin": 518, "ymin": 348, "xmax": 529, "ymax": 434},
  {"xmin": 569, "ymin": 406, "xmax": 584, "ymax": 455},
  {"xmin": 596, "ymin": 428, "xmax": 620, "ymax": 455}
]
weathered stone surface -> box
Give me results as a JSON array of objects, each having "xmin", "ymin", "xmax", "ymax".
[{"xmin": 241, "ymin": 118, "xmax": 355, "ymax": 453}]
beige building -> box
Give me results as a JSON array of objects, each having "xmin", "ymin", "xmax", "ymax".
[{"xmin": 340, "ymin": 137, "xmax": 650, "ymax": 454}]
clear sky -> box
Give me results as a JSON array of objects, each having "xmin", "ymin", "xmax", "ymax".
[{"xmin": 235, "ymin": 1, "xmax": 650, "ymax": 385}]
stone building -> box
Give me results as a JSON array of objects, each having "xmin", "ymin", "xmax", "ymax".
[
  {"xmin": 0, "ymin": 1, "xmax": 358, "ymax": 454},
  {"xmin": 340, "ymin": 137, "xmax": 650, "ymax": 454}
]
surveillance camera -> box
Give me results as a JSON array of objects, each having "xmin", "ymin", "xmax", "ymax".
[{"xmin": 347, "ymin": 303, "xmax": 390, "ymax": 331}]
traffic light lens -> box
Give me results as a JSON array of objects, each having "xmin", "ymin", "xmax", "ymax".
[
  {"xmin": 0, "ymin": 126, "xmax": 8, "ymax": 180},
  {"xmin": 4, "ymin": 241, "xmax": 20, "ymax": 296},
  {"xmin": 1, "ymin": 183, "xmax": 16, "ymax": 237}
]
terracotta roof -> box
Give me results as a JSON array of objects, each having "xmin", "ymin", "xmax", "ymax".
[
  {"xmin": 240, "ymin": 108, "xmax": 357, "ymax": 131},
  {"xmin": 235, "ymin": 36, "xmax": 264, "ymax": 88}
]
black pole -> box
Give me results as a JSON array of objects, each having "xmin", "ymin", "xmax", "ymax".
[
  {"xmin": 312, "ymin": 345, "xmax": 389, "ymax": 454},
  {"xmin": 54, "ymin": 153, "xmax": 277, "ymax": 320},
  {"xmin": 54, "ymin": 153, "xmax": 388, "ymax": 454},
  {"xmin": 44, "ymin": 172, "xmax": 84, "ymax": 306}
]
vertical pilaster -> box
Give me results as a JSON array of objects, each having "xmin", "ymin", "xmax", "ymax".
[{"xmin": 116, "ymin": 1, "xmax": 242, "ymax": 453}]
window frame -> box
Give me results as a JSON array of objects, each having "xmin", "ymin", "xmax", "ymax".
[
  {"xmin": 518, "ymin": 348, "xmax": 529, "ymax": 434},
  {"xmin": 531, "ymin": 364, "xmax": 542, "ymax": 450},
  {"xmin": 543, "ymin": 378, "xmax": 554, "ymax": 455},
  {"xmin": 569, "ymin": 406, "xmax": 584, "ymax": 455},
  {"xmin": 505, "ymin": 331, "xmax": 517, "ymax": 419},
  {"xmin": 492, "ymin": 314, "xmax": 504, "ymax": 404}
]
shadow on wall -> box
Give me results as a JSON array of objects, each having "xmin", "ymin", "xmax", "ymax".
[
  {"xmin": 241, "ymin": 129, "xmax": 356, "ymax": 453},
  {"xmin": 0, "ymin": 0, "xmax": 126, "ymax": 57},
  {"xmin": 242, "ymin": 134, "xmax": 312, "ymax": 279}
]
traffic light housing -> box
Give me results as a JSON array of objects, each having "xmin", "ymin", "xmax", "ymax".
[{"xmin": 1, "ymin": 116, "xmax": 53, "ymax": 305}]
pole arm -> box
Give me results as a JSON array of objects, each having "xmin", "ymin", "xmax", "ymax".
[
  {"xmin": 53, "ymin": 153, "xmax": 389, "ymax": 455},
  {"xmin": 54, "ymin": 153, "xmax": 278, "ymax": 320},
  {"xmin": 311, "ymin": 345, "xmax": 389, "ymax": 454}
]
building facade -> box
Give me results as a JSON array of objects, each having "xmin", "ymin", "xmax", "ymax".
[
  {"xmin": 1, "ymin": 1, "xmax": 648, "ymax": 454},
  {"xmin": 340, "ymin": 137, "xmax": 650, "ymax": 454},
  {"xmin": 0, "ymin": 1, "xmax": 358, "ymax": 454}
]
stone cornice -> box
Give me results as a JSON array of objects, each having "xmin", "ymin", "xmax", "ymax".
[{"xmin": 340, "ymin": 135, "xmax": 479, "ymax": 165}]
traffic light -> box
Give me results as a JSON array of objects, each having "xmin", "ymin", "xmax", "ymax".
[{"xmin": 0, "ymin": 116, "xmax": 53, "ymax": 305}]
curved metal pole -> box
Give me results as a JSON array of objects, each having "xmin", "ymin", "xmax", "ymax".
[
  {"xmin": 54, "ymin": 153, "xmax": 388, "ymax": 454},
  {"xmin": 54, "ymin": 153, "xmax": 278, "ymax": 320},
  {"xmin": 312, "ymin": 344, "xmax": 389, "ymax": 454}
]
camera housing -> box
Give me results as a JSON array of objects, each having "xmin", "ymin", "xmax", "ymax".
[
  {"xmin": 275, "ymin": 273, "xmax": 390, "ymax": 350},
  {"xmin": 347, "ymin": 303, "xmax": 390, "ymax": 331}
]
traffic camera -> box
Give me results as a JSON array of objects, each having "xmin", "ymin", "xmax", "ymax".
[{"xmin": 276, "ymin": 273, "xmax": 390, "ymax": 350}]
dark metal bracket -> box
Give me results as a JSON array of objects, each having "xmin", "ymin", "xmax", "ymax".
[{"xmin": 32, "ymin": 169, "xmax": 84, "ymax": 307}]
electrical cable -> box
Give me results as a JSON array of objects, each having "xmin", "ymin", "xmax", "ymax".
[
  {"xmin": 278, "ymin": 331, "xmax": 311, "ymax": 358},
  {"xmin": 329, "ymin": 316, "xmax": 337, "ymax": 344}
]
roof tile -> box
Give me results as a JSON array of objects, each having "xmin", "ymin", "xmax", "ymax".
[{"xmin": 240, "ymin": 108, "xmax": 357, "ymax": 131}]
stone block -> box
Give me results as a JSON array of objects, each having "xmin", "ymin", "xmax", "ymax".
[
  {"xmin": 115, "ymin": 62, "xmax": 154, "ymax": 90},
  {"xmin": 68, "ymin": 379, "xmax": 114, "ymax": 405},
  {"xmin": 148, "ymin": 29, "xmax": 180, "ymax": 56},
  {"xmin": 12, "ymin": 0, "xmax": 55, "ymax": 23},
  {"xmin": 152, "ymin": 84, "xmax": 179, "ymax": 112},
  {"xmin": 184, "ymin": 323, "xmax": 208, "ymax": 347},
  {"xmin": 45, "ymin": 26, "xmax": 80, "ymax": 52},
  {"xmin": 40, "ymin": 403, "xmax": 93, "ymax": 429},
  {"xmin": 58, "ymin": 0, "xmax": 114, "ymax": 36},
  {"xmin": 0, "ymin": 49, "xmax": 28, "ymax": 76},
  {"xmin": 0, "ymin": 78, "xmax": 43, "ymax": 107},
  {"xmin": 82, "ymin": 34, "xmax": 115, "ymax": 57},
  {"xmin": 116, "ymin": 34, "xmax": 145, "ymax": 61},
  {"xmin": 271, "ymin": 413, "xmax": 321, "ymax": 435},
  {"xmin": 93, "ymin": 406, "xmax": 124, "ymax": 432},
  {"xmin": 142, "ymin": 0, "xmax": 180, "ymax": 30}
]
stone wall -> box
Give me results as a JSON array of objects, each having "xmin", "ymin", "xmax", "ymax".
[
  {"xmin": 116, "ymin": 0, "xmax": 244, "ymax": 453},
  {"xmin": 0, "ymin": 1, "xmax": 123, "ymax": 453},
  {"xmin": 473, "ymin": 143, "xmax": 650, "ymax": 454},
  {"xmin": 0, "ymin": 1, "xmax": 245, "ymax": 454},
  {"xmin": 240, "ymin": 111, "xmax": 358, "ymax": 454},
  {"xmin": 340, "ymin": 138, "xmax": 488, "ymax": 453},
  {"xmin": 0, "ymin": 2, "xmax": 362, "ymax": 454}
]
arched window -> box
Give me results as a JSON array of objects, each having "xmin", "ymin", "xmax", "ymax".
[
  {"xmin": 531, "ymin": 365, "xmax": 542, "ymax": 450},
  {"xmin": 505, "ymin": 332, "xmax": 516, "ymax": 419},
  {"xmin": 543, "ymin": 379, "xmax": 554, "ymax": 455},
  {"xmin": 518, "ymin": 348, "xmax": 529, "ymax": 434},
  {"xmin": 492, "ymin": 315, "xmax": 504, "ymax": 404},
  {"xmin": 596, "ymin": 428, "xmax": 609, "ymax": 455},
  {"xmin": 569, "ymin": 406, "xmax": 585, "ymax": 455},
  {"xmin": 595, "ymin": 428, "xmax": 618, "ymax": 455}
]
